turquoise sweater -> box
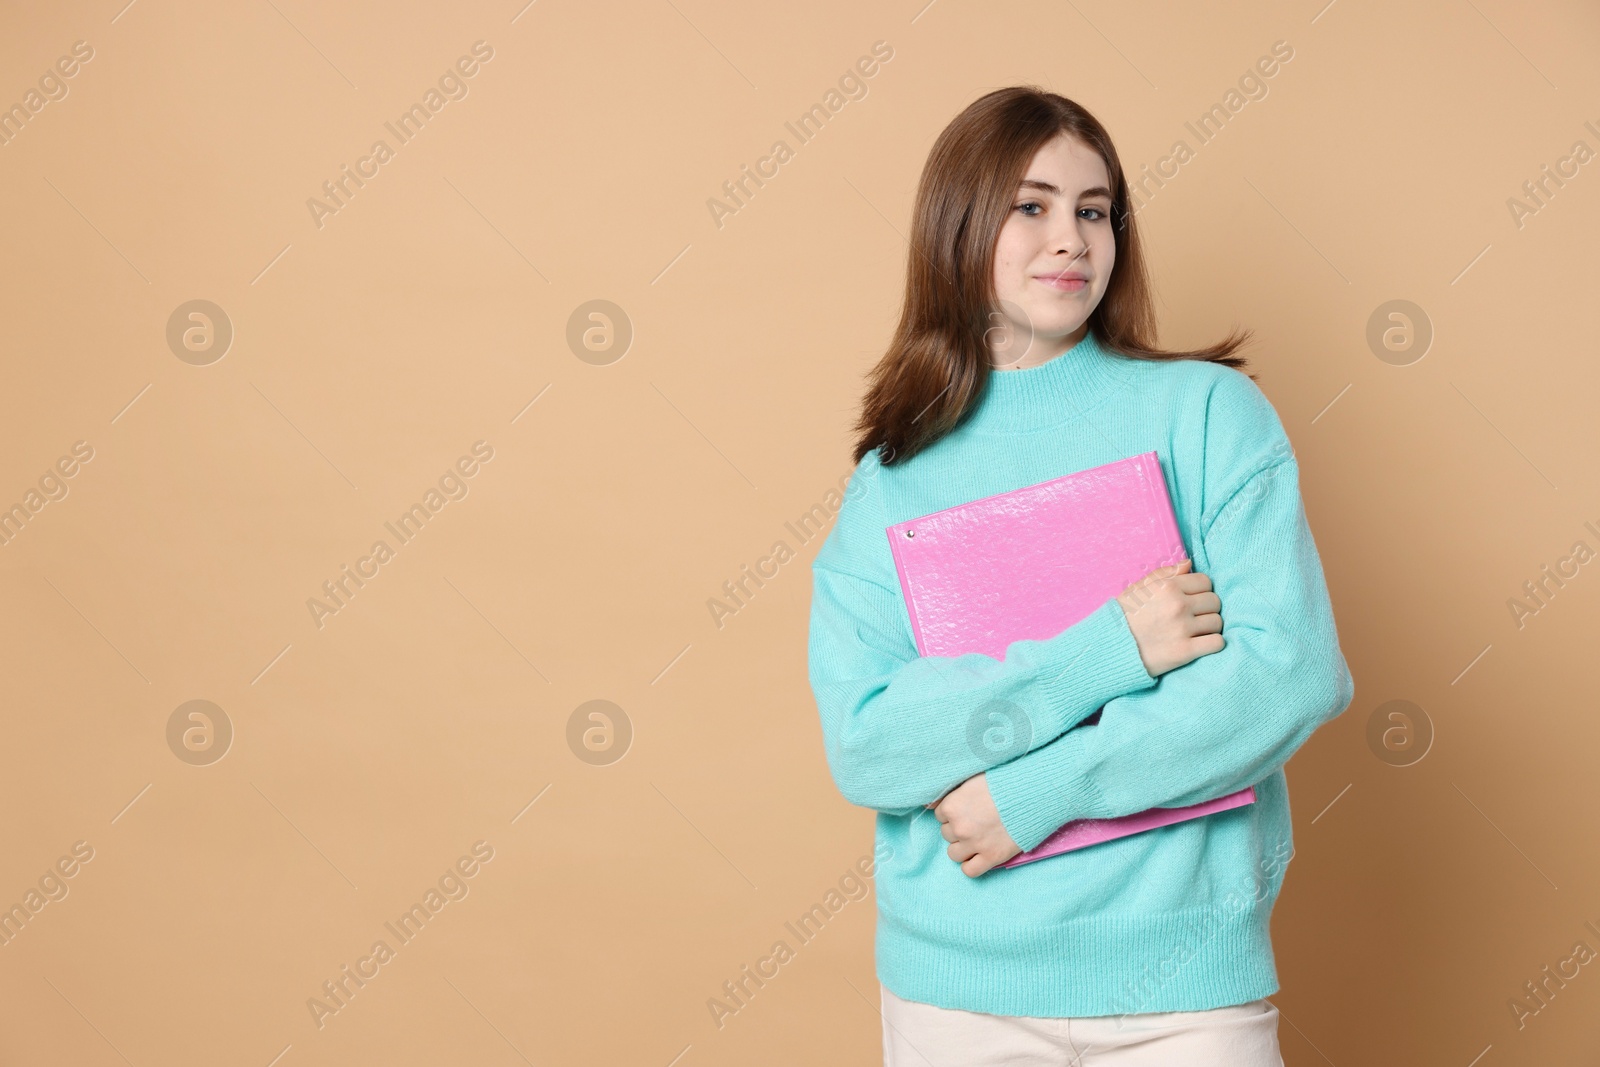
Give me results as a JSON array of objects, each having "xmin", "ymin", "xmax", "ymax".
[{"xmin": 807, "ymin": 327, "xmax": 1355, "ymax": 1018}]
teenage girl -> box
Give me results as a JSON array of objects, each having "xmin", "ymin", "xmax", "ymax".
[{"xmin": 807, "ymin": 86, "xmax": 1353, "ymax": 1065}]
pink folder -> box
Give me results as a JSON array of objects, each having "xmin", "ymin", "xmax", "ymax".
[{"xmin": 884, "ymin": 451, "xmax": 1255, "ymax": 869}]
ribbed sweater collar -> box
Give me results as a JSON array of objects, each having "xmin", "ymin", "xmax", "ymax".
[{"xmin": 958, "ymin": 328, "xmax": 1134, "ymax": 436}]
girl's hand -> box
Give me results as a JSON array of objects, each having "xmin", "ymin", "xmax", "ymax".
[
  {"xmin": 1115, "ymin": 558, "xmax": 1225, "ymax": 677},
  {"xmin": 926, "ymin": 773, "xmax": 1021, "ymax": 877}
]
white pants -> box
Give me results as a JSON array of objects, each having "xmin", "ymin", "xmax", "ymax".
[{"xmin": 881, "ymin": 983, "xmax": 1284, "ymax": 1066}]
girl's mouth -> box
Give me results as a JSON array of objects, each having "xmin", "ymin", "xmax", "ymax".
[{"xmin": 1035, "ymin": 274, "xmax": 1087, "ymax": 292}]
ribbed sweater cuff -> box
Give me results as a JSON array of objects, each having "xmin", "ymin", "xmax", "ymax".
[
  {"xmin": 990, "ymin": 599, "xmax": 1153, "ymax": 852},
  {"xmin": 1036, "ymin": 598, "xmax": 1156, "ymax": 731},
  {"xmin": 987, "ymin": 739, "xmax": 1107, "ymax": 853}
]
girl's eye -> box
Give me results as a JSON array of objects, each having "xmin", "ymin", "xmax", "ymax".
[
  {"xmin": 1015, "ymin": 201, "xmax": 1043, "ymax": 216},
  {"xmin": 1080, "ymin": 206, "xmax": 1110, "ymax": 221}
]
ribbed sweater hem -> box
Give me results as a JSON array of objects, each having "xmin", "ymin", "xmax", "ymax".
[{"xmin": 876, "ymin": 900, "xmax": 1279, "ymax": 1018}]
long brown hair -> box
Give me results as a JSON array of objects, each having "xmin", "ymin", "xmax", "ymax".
[{"xmin": 852, "ymin": 86, "xmax": 1256, "ymax": 467}]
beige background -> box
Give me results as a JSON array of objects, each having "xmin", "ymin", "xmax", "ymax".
[{"xmin": 1, "ymin": 0, "xmax": 1597, "ymax": 1063}]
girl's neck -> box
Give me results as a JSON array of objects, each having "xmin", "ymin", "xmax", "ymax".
[
  {"xmin": 988, "ymin": 324, "xmax": 1091, "ymax": 371},
  {"xmin": 964, "ymin": 327, "xmax": 1131, "ymax": 435}
]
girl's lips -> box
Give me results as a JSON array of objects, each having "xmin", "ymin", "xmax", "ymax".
[{"xmin": 1035, "ymin": 274, "xmax": 1087, "ymax": 292}]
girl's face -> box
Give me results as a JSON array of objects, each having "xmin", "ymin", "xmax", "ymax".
[{"xmin": 988, "ymin": 132, "xmax": 1116, "ymax": 369}]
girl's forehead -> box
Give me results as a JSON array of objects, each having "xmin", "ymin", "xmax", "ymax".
[{"xmin": 1020, "ymin": 135, "xmax": 1110, "ymax": 187}]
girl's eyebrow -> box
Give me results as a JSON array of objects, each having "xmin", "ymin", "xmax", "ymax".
[{"xmin": 1017, "ymin": 179, "xmax": 1114, "ymax": 201}]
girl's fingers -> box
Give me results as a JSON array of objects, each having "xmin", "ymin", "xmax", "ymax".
[
  {"xmin": 1183, "ymin": 595, "xmax": 1222, "ymax": 628},
  {"xmin": 1171, "ymin": 572, "xmax": 1214, "ymax": 594},
  {"xmin": 947, "ymin": 840, "xmax": 978, "ymax": 864}
]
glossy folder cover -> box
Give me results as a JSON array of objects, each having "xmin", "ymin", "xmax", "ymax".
[{"xmin": 883, "ymin": 451, "xmax": 1255, "ymax": 869}]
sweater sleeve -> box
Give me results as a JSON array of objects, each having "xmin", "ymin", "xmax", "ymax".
[
  {"xmin": 806, "ymin": 450, "xmax": 1159, "ymax": 815},
  {"xmin": 984, "ymin": 453, "xmax": 1356, "ymax": 853},
  {"xmin": 809, "ymin": 563, "xmax": 1159, "ymax": 814}
]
